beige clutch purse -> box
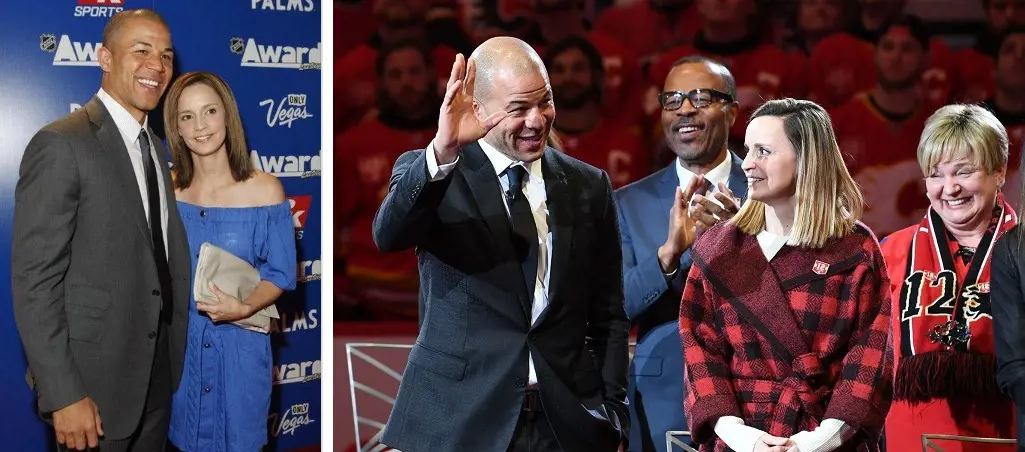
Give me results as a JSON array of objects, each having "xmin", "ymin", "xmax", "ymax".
[{"xmin": 194, "ymin": 242, "xmax": 279, "ymax": 334}]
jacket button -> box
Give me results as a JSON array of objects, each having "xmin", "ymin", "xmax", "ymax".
[
  {"xmin": 528, "ymin": 333, "xmax": 537, "ymax": 341},
  {"xmin": 152, "ymin": 289, "xmax": 160, "ymax": 296},
  {"xmin": 516, "ymin": 378, "xmax": 526, "ymax": 387},
  {"xmin": 204, "ymin": 387, "xmax": 211, "ymax": 393},
  {"xmin": 200, "ymin": 210, "xmax": 206, "ymax": 217},
  {"xmin": 204, "ymin": 343, "xmax": 211, "ymax": 348},
  {"xmin": 148, "ymin": 331, "xmax": 156, "ymax": 339}
]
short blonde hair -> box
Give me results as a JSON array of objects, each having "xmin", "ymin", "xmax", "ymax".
[
  {"xmin": 917, "ymin": 104, "xmax": 1008, "ymax": 176},
  {"xmin": 731, "ymin": 98, "xmax": 864, "ymax": 248}
]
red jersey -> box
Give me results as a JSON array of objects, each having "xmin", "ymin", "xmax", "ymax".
[
  {"xmin": 335, "ymin": 43, "xmax": 456, "ymax": 131},
  {"xmin": 556, "ymin": 121, "xmax": 649, "ymax": 188},
  {"xmin": 808, "ymin": 33, "xmax": 955, "ymax": 111},
  {"xmin": 594, "ymin": 1, "xmax": 700, "ymax": 64},
  {"xmin": 335, "ymin": 1, "xmax": 377, "ymax": 56},
  {"xmin": 336, "ymin": 118, "xmax": 436, "ymax": 320},
  {"xmin": 532, "ymin": 31, "xmax": 646, "ymax": 127},
  {"xmin": 832, "ymin": 93, "xmax": 931, "ymax": 237},
  {"xmin": 955, "ymin": 48, "xmax": 996, "ymax": 103},
  {"xmin": 648, "ymin": 40, "xmax": 801, "ymax": 142}
]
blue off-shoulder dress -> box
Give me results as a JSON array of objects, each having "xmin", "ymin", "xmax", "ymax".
[{"xmin": 169, "ymin": 200, "xmax": 297, "ymax": 452}]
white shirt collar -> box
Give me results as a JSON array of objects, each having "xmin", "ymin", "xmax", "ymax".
[
  {"xmin": 676, "ymin": 150, "xmax": 732, "ymax": 191},
  {"xmin": 478, "ymin": 139, "xmax": 543, "ymax": 182},
  {"xmin": 96, "ymin": 88, "xmax": 149, "ymax": 145}
]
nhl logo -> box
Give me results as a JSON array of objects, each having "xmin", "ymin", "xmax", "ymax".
[
  {"xmin": 229, "ymin": 37, "xmax": 245, "ymax": 55},
  {"xmin": 39, "ymin": 34, "xmax": 56, "ymax": 53},
  {"xmin": 812, "ymin": 260, "xmax": 829, "ymax": 275}
]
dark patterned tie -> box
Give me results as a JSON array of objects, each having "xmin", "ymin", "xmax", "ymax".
[
  {"xmin": 504, "ymin": 165, "xmax": 538, "ymax": 299},
  {"xmin": 139, "ymin": 130, "xmax": 173, "ymax": 324}
]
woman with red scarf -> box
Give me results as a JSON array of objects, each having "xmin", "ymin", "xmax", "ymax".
[
  {"xmin": 680, "ymin": 98, "xmax": 893, "ymax": 452},
  {"xmin": 883, "ymin": 104, "xmax": 1018, "ymax": 451}
]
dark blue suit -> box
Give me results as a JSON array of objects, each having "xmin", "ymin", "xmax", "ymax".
[{"xmin": 614, "ymin": 153, "xmax": 747, "ymax": 452}]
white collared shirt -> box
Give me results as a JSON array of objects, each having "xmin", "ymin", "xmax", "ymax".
[
  {"xmin": 427, "ymin": 141, "xmax": 552, "ymax": 386},
  {"xmin": 675, "ymin": 151, "xmax": 733, "ymax": 207},
  {"xmin": 96, "ymin": 88, "xmax": 168, "ymax": 253}
]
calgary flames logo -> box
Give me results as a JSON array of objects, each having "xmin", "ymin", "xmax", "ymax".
[{"xmin": 961, "ymin": 284, "xmax": 990, "ymax": 322}]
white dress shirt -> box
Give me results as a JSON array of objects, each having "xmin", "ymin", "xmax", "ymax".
[
  {"xmin": 96, "ymin": 88, "xmax": 169, "ymax": 253},
  {"xmin": 426, "ymin": 141, "xmax": 552, "ymax": 386}
]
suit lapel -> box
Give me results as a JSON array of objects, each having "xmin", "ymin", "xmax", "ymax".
[
  {"xmin": 85, "ymin": 97, "xmax": 152, "ymax": 249},
  {"xmin": 657, "ymin": 163, "xmax": 678, "ymax": 223},
  {"xmin": 535, "ymin": 150, "xmax": 573, "ymax": 327},
  {"xmin": 459, "ymin": 143, "xmax": 532, "ymax": 319},
  {"xmin": 696, "ymin": 226, "xmax": 808, "ymax": 360}
]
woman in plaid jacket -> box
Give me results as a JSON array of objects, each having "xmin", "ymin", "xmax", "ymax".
[{"xmin": 679, "ymin": 98, "xmax": 894, "ymax": 452}]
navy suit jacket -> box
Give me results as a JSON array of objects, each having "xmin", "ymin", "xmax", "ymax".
[
  {"xmin": 614, "ymin": 152, "xmax": 748, "ymax": 452},
  {"xmin": 374, "ymin": 143, "xmax": 631, "ymax": 452}
]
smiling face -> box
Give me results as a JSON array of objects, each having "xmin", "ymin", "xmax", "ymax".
[
  {"xmin": 661, "ymin": 62, "xmax": 738, "ymax": 167},
  {"xmin": 475, "ymin": 69, "xmax": 556, "ymax": 162},
  {"xmin": 742, "ymin": 115, "xmax": 799, "ymax": 205},
  {"xmin": 98, "ymin": 17, "xmax": 173, "ymax": 123},
  {"xmin": 175, "ymin": 82, "xmax": 227, "ymax": 157},
  {"xmin": 925, "ymin": 158, "xmax": 1005, "ymax": 229}
]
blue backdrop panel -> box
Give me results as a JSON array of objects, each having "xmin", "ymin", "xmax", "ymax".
[{"xmin": 0, "ymin": 1, "xmax": 322, "ymax": 450}]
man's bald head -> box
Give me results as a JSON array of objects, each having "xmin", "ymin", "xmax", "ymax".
[{"xmin": 470, "ymin": 37, "xmax": 550, "ymax": 104}]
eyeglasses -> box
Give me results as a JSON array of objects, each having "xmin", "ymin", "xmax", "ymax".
[{"xmin": 658, "ymin": 89, "xmax": 733, "ymax": 111}]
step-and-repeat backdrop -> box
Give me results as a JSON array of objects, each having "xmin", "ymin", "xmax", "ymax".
[{"xmin": 0, "ymin": 1, "xmax": 322, "ymax": 450}]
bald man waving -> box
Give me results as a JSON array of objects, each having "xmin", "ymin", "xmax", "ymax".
[{"xmin": 373, "ymin": 36, "xmax": 630, "ymax": 452}]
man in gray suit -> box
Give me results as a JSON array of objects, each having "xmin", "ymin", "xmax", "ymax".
[{"xmin": 11, "ymin": 9, "xmax": 190, "ymax": 452}]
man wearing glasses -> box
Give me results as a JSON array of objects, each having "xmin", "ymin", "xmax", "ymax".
[{"xmin": 614, "ymin": 55, "xmax": 748, "ymax": 452}]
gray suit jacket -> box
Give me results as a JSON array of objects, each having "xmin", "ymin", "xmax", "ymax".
[{"xmin": 11, "ymin": 96, "xmax": 191, "ymax": 439}]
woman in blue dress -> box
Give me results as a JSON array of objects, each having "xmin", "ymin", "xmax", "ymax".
[{"xmin": 162, "ymin": 71, "xmax": 297, "ymax": 451}]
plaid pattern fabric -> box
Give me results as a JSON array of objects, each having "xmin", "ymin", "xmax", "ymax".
[{"xmin": 680, "ymin": 222, "xmax": 894, "ymax": 452}]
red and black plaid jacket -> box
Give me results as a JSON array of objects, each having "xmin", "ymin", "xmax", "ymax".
[{"xmin": 679, "ymin": 222, "xmax": 894, "ymax": 452}]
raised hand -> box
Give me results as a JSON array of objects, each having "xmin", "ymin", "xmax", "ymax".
[
  {"xmin": 434, "ymin": 54, "xmax": 508, "ymax": 164},
  {"xmin": 657, "ymin": 176, "xmax": 704, "ymax": 274}
]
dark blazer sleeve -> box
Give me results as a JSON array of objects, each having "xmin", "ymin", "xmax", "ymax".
[
  {"xmin": 588, "ymin": 171, "xmax": 631, "ymax": 436},
  {"xmin": 992, "ymin": 233, "xmax": 1025, "ymax": 410},
  {"xmin": 11, "ymin": 129, "xmax": 86, "ymax": 413},
  {"xmin": 372, "ymin": 148, "xmax": 452, "ymax": 252},
  {"xmin": 617, "ymin": 191, "xmax": 674, "ymax": 320}
]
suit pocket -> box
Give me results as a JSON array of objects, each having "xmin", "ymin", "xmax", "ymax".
[
  {"xmin": 66, "ymin": 284, "xmax": 110, "ymax": 311},
  {"xmin": 629, "ymin": 355, "xmax": 663, "ymax": 377},
  {"xmin": 409, "ymin": 342, "xmax": 466, "ymax": 381},
  {"xmin": 65, "ymin": 285, "xmax": 110, "ymax": 343}
]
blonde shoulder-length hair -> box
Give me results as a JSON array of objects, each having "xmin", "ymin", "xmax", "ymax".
[{"xmin": 730, "ymin": 98, "xmax": 865, "ymax": 248}]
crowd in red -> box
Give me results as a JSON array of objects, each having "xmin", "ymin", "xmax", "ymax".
[{"xmin": 335, "ymin": 0, "xmax": 1025, "ymax": 321}]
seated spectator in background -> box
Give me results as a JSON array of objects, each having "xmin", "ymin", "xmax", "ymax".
[
  {"xmin": 955, "ymin": 0, "xmax": 1025, "ymax": 102},
  {"xmin": 336, "ymin": 0, "xmax": 472, "ymax": 131},
  {"xmin": 546, "ymin": 37, "xmax": 648, "ymax": 188},
  {"xmin": 778, "ymin": 0, "xmax": 849, "ymax": 56},
  {"xmin": 809, "ymin": 1, "xmax": 953, "ymax": 111},
  {"xmin": 336, "ymin": 39, "xmax": 439, "ymax": 321},
  {"xmin": 595, "ymin": 0, "xmax": 701, "ymax": 65},
  {"xmin": 527, "ymin": 0, "xmax": 647, "ymax": 127},
  {"xmin": 832, "ymin": 15, "xmax": 931, "ymax": 238},
  {"xmin": 987, "ymin": 28, "xmax": 1025, "ymax": 205},
  {"xmin": 546, "ymin": 37, "xmax": 649, "ymax": 186},
  {"xmin": 647, "ymin": 0, "xmax": 799, "ymax": 149}
]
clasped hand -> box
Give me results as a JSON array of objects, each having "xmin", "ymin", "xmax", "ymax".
[{"xmin": 755, "ymin": 433, "xmax": 800, "ymax": 452}]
